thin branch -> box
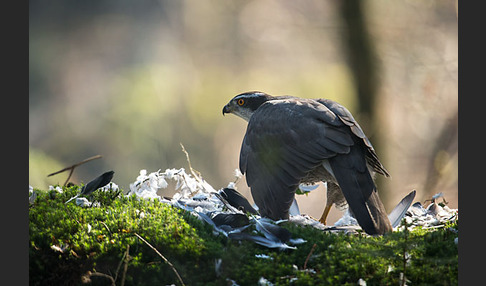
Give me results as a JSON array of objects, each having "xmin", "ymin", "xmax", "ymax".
[
  {"xmin": 64, "ymin": 168, "xmax": 75, "ymax": 187},
  {"xmin": 88, "ymin": 271, "xmax": 115, "ymax": 286},
  {"xmin": 179, "ymin": 143, "xmax": 201, "ymax": 179},
  {"xmin": 120, "ymin": 244, "xmax": 130, "ymax": 286},
  {"xmin": 47, "ymin": 155, "xmax": 102, "ymax": 177},
  {"xmin": 303, "ymin": 243, "xmax": 317, "ymax": 270},
  {"xmin": 134, "ymin": 233, "xmax": 185, "ymax": 286},
  {"xmin": 180, "ymin": 143, "xmax": 213, "ymax": 198},
  {"xmin": 47, "ymin": 154, "xmax": 102, "ymax": 186},
  {"xmin": 99, "ymin": 220, "xmax": 112, "ymax": 236},
  {"xmin": 114, "ymin": 245, "xmax": 129, "ymax": 284}
]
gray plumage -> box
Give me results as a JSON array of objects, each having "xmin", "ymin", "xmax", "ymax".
[
  {"xmin": 219, "ymin": 187, "xmax": 259, "ymax": 215},
  {"xmin": 223, "ymin": 91, "xmax": 392, "ymax": 235},
  {"xmin": 388, "ymin": 190, "xmax": 416, "ymax": 228},
  {"xmin": 65, "ymin": 170, "xmax": 114, "ymax": 204}
]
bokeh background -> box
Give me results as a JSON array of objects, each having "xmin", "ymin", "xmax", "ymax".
[{"xmin": 29, "ymin": 0, "xmax": 458, "ymax": 224}]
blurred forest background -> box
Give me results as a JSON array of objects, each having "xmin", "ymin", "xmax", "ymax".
[{"xmin": 29, "ymin": 0, "xmax": 458, "ymax": 224}]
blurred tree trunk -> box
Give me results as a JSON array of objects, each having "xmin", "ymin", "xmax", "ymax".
[
  {"xmin": 422, "ymin": 106, "xmax": 458, "ymax": 199},
  {"xmin": 339, "ymin": 0, "xmax": 378, "ymax": 125},
  {"xmin": 338, "ymin": 0, "xmax": 391, "ymax": 206}
]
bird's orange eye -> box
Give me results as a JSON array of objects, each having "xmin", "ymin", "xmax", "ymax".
[{"xmin": 237, "ymin": 99, "xmax": 245, "ymax": 106}]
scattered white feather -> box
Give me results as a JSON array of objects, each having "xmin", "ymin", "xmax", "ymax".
[
  {"xmin": 29, "ymin": 189, "xmax": 37, "ymax": 205},
  {"xmin": 227, "ymin": 181, "xmax": 237, "ymax": 189},
  {"xmin": 127, "ymin": 168, "xmax": 309, "ymax": 249},
  {"xmin": 49, "ymin": 185, "xmax": 63, "ymax": 193},
  {"xmin": 255, "ymin": 254, "xmax": 273, "ymax": 260},
  {"xmin": 125, "ymin": 167, "xmax": 456, "ymax": 249},
  {"xmin": 50, "ymin": 243, "xmax": 68, "ymax": 253},
  {"xmin": 215, "ymin": 258, "xmax": 222, "ymax": 277},
  {"xmin": 432, "ymin": 192, "xmax": 444, "ymax": 200},
  {"xmin": 288, "ymin": 214, "xmax": 327, "ymax": 230},
  {"xmin": 100, "ymin": 182, "xmax": 119, "ymax": 192},
  {"xmin": 258, "ymin": 277, "xmax": 274, "ymax": 286},
  {"xmin": 234, "ymin": 168, "xmax": 243, "ymax": 179},
  {"xmin": 358, "ymin": 278, "xmax": 367, "ymax": 286},
  {"xmin": 75, "ymin": 197, "xmax": 92, "ymax": 207},
  {"xmin": 333, "ymin": 209, "xmax": 358, "ymax": 227},
  {"xmin": 400, "ymin": 199, "xmax": 458, "ymax": 231},
  {"xmin": 298, "ymin": 183, "xmax": 319, "ymax": 193},
  {"xmin": 289, "ymin": 199, "xmax": 300, "ymax": 216},
  {"xmin": 288, "ymin": 238, "xmax": 306, "ymax": 245}
]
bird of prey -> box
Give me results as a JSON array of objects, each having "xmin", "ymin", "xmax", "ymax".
[{"xmin": 222, "ymin": 91, "xmax": 392, "ymax": 235}]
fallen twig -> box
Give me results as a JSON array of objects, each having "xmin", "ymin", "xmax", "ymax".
[
  {"xmin": 87, "ymin": 271, "xmax": 115, "ymax": 286},
  {"xmin": 47, "ymin": 154, "xmax": 102, "ymax": 186},
  {"xmin": 120, "ymin": 245, "xmax": 130, "ymax": 286},
  {"xmin": 134, "ymin": 232, "xmax": 185, "ymax": 286},
  {"xmin": 99, "ymin": 220, "xmax": 112, "ymax": 237},
  {"xmin": 180, "ymin": 143, "xmax": 202, "ymax": 180},
  {"xmin": 303, "ymin": 243, "xmax": 317, "ymax": 270},
  {"xmin": 180, "ymin": 143, "xmax": 215, "ymax": 198},
  {"xmin": 114, "ymin": 245, "xmax": 128, "ymax": 284}
]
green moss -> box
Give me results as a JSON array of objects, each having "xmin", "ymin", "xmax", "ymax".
[{"xmin": 29, "ymin": 186, "xmax": 458, "ymax": 285}]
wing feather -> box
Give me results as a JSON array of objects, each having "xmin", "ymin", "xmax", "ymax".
[{"xmin": 317, "ymin": 98, "xmax": 390, "ymax": 177}]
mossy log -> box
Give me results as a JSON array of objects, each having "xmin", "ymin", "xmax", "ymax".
[{"xmin": 29, "ymin": 186, "xmax": 458, "ymax": 285}]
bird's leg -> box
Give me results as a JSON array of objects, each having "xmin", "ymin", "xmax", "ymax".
[
  {"xmin": 319, "ymin": 203, "xmax": 332, "ymax": 225},
  {"xmin": 319, "ymin": 182, "xmax": 342, "ymax": 225}
]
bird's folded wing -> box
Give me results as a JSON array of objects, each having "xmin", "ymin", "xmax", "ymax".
[
  {"xmin": 239, "ymin": 99, "xmax": 353, "ymax": 220},
  {"xmin": 317, "ymin": 98, "xmax": 390, "ymax": 177}
]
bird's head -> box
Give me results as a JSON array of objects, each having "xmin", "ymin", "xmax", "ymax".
[{"xmin": 222, "ymin": 91, "xmax": 274, "ymax": 121}]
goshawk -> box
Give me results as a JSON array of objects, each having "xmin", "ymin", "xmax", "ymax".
[{"xmin": 222, "ymin": 91, "xmax": 392, "ymax": 235}]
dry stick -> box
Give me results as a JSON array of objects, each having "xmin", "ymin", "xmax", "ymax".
[
  {"xmin": 47, "ymin": 154, "xmax": 102, "ymax": 186},
  {"xmin": 179, "ymin": 143, "xmax": 201, "ymax": 179},
  {"xmin": 120, "ymin": 245, "xmax": 130, "ymax": 286},
  {"xmin": 88, "ymin": 272, "xmax": 115, "ymax": 286},
  {"xmin": 180, "ymin": 143, "xmax": 209, "ymax": 198},
  {"xmin": 114, "ymin": 245, "xmax": 129, "ymax": 284},
  {"xmin": 134, "ymin": 233, "xmax": 185, "ymax": 286},
  {"xmin": 63, "ymin": 168, "xmax": 74, "ymax": 187},
  {"xmin": 99, "ymin": 220, "xmax": 112, "ymax": 236},
  {"xmin": 303, "ymin": 243, "xmax": 317, "ymax": 270}
]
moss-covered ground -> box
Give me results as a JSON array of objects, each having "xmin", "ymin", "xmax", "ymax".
[{"xmin": 29, "ymin": 186, "xmax": 458, "ymax": 285}]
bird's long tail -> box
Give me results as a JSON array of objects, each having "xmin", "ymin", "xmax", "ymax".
[{"xmin": 328, "ymin": 151, "xmax": 392, "ymax": 235}]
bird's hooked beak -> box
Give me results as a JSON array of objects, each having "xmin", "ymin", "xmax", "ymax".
[{"xmin": 222, "ymin": 104, "xmax": 232, "ymax": 116}]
